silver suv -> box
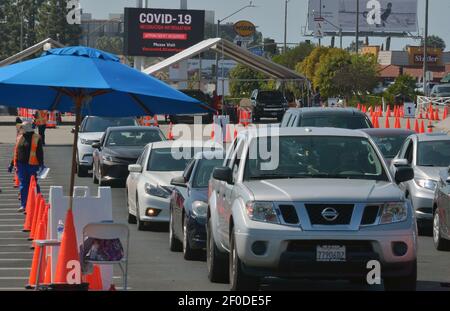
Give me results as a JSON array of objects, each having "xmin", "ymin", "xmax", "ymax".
[{"xmin": 207, "ymin": 127, "xmax": 417, "ymax": 291}]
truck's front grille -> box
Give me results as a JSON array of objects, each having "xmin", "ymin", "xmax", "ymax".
[
  {"xmin": 279, "ymin": 205, "xmax": 299, "ymax": 224},
  {"xmin": 361, "ymin": 205, "xmax": 380, "ymax": 225},
  {"xmin": 287, "ymin": 240, "xmax": 373, "ymax": 253},
  {"xmin": 305, "ymin": 204, "xmax": 354, "ymax": 225}
]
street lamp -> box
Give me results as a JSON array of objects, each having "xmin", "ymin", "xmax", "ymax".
[
  {"xmin": 284, "ymin": 0, "xmax": 290, "ymax": 54},
  {"xmin": 215, "ymin": 1, "xmax": 256, "ymax": 97}
]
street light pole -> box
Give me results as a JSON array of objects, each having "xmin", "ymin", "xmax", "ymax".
[
  {"xmin": 356, "ymin": 0, "xmax": 359, "ymax": 54},
  {"xmin": 284, "ymin": 0, "xmax": 290, "ymax": 54},
  {"xmin": 423, "ymin": 0, "xmax": 429, "ymax": 96}
]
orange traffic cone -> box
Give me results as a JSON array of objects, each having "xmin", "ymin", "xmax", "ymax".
[
  {"xmin": 43, "ymin": 255, "xmax": 52, "ymax": 285},
  {"xmin": 27, "ymin": 204, "xmax": 48, "ymax": 288},
  {"xmin": 385, "ymin": 117, "xmax": 390, "ymax": 129},
  {"xmin": 420, "ymin": 120, "xmax": 425, "ymax": 133},
  {"xmin": 357, "ymin": 103, "xmax": 361, "ymax": 110},
  {"xmin": 406, "ymin": 118, "xmax": 411, "ymax": 130},
  {"xmin": 419, "ymin": 111, "xmax": 423, "ymax": 119},
  {"xmin": 85, "ymin": 265, "xmax": 103, "ymax": 291},
  {"xmin": 30, "ymin": 197, "xmax": 45, "ymax": 242},
  {"xmin": 428, "ymin": 121, "xmax": 433, "ymax": 133},
  {"xmin": 224, "ymin": 124, "xmax": 232, "ymax": 143},
  {"xmin": 434, "ymin": 108, "xmax": 440, "ymax": 121},
  {"xmin": 386, "ymin": 106, "xmax": 391, "ymax": 118},
  {"xmin": 233, "ymin": 128, "xmax": 238, "ymax": 140},
  {"xmin": 394, "ymin": 117, "xmax": 399, "ymax": 129},
  {"xmin": 210, "ymin": 125, "xmax": 215, "ymax": 140},
  {"xmin": 29, "ymin": 194, "xmax": 43, "ymax": 241},
  {"xmin": 54, "ymin": 208, "xmax": 80, "ymax": 284},
  {"xmin": 374, "ymin": 116, "xmax": 380, "ymax": 128},
  {"xmin": 167, "ymin": 122, "xmax": 174, "ymax": 140},
  {"xmin": 23, "ymin": 176, "xmax": 37, "ymax": 232},
  {"xmin": 153, "ymin": 115, "xmax": 159, "ymax": 127},
  {"xmin": 443, "ymin": 107, "xmax": 448, "ymax": 119},
  {"xmin": 414, "ymin": 119, "xmax": 419, "ymax": 133}
]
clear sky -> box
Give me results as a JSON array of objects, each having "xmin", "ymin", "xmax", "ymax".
[{"xmin": 79, "ymin": 0, "xmax": 450, "ymax": 51}]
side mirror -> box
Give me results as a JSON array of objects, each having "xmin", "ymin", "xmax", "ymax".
[
  {"xmin": 392, "ymin": 158, "xmax": 408, "ymax": 167},
  {"xmin": 446, "ymin": 176, "xmax": 450, "ymax": 184},
  {"xmin": 128, "ymin": 164, "xmax": 142, "ymax": 173},
  {"xmin": 71, "ymin": 127, "xmax": 75, "ymax": 134},
  {"xmin": 213, "ymin": 167, "xmax": 232, "ymax": 184},
  {"xmin": 171, "ymin": 176, "xmax": 187, "ymax": 188},
  {"xmin": 395, "ymin": 166, "xmax": 414, "ymax": 184},
  {"xmin": 91, "ymin": 142, "xmax": 101, "ymax": 149}
]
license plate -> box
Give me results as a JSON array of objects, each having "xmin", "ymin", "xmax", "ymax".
[{"xmin": 316, "ymin": 245, "xmax": 346, "ymax": 262}]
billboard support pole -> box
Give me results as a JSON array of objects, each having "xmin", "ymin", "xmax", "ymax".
[
  {"xmin": 134, "ymin": 0, "xmax": 144, "ymax": 71},
  {"xmin": 355, "ymin": 0, "xmax": 359, "ymax": 54},
  {"xmin": 423, "ymin": 0, "xmax": 429, "ymax": 96}
]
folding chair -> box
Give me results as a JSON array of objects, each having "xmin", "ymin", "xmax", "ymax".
[{"xmin": 81, "ymin": 222, "xmax": 130, "ymax": 290}]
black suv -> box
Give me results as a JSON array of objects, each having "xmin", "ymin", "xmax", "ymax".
[
  {"xmin": 169, "ymin": 89, "xmax": 214, "ymax": 124},
  {"xmin": 251, "ymin": 90, "xmax": 288, "ymax": 122},
  {"xmin": 281, "ymin": 108, "xmax": 373, "ymax": 129}
]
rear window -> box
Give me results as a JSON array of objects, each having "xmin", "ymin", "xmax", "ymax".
[
  {"xmin": 147, "ymin": 148, "xmax": 193, "ymax": 172},
  {"xmin": 82, "ymin": 117, "xmax": 136, "ymax": 133},
  {"xmin": 258, "ymin": 91, "xmax": 285, "ymax": 102},
  {"xmin": 299, "ymin": 115, "xmax": 371, "ymax": 129},
  {"xmin": 436, "ymin": 86, "xmax": 450, "ymax": 93}
]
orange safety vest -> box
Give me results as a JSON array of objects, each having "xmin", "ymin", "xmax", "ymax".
[
  {"xmin": 34, "ymin": 110, "xmax": 48, "ymax": 126},
  {"xmin": 28, "ymin": 134, "xmax": 41, "ymax": 165}
]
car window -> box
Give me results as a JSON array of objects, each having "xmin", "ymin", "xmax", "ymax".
[
  {"xmin": 288, "ymin": 114, "xmax": 298, "ymax": 127},
  {"xmin": 257, "ymin": 91, "xmax": 284, "ymax": 102},
  {"xmin": 417, "ymin": 140, "xmax": 450, "ymax": 167},
  {"xmin": 404, "ymin": 140, "xmax": 414, "ymax": 164},
  {"xmin": 136, "ymin": 146, "xmax": 148, "ymax": 166},
  {"xmin": 224, "ymin": 139, "xmax": 238, "ymax": 167},
  {"xmin": 82, "ymin": 117, "xmax": 136, "ymax": 133},
  {"xmin": 370, "ymin": 135, "xmax": 411, "ymax": 158},
  {"xmin": 281, "ymin": 113, "xmax": 291, "ymax": 127},
  {"xmin": 106, "ymin": 130, "xmax": 164, "ymax": 147},
  {"xmin": 299, "ymin": 115, "xmax": 371, "ymax": 129},
  {"xmin": 398, "ymin": 139, "xmax": 410, "ymax": 158},
  {"xmin": 192, "ymin": 158, "xmax": 224, "ymax": 188},
  {"xmin": 147, "ymin": 148, "xmax": 193, "ymax": 172},
  {"xmin": 229, "ymin": 140, "xmax": 245, "ymax": 183},
  {"xmin": 244, "ymin": 136, "xmax": 388, "ymax": 181},
  {"xmin": 183, "ymin": 159, "xmax": 196, "ymax": 181}
]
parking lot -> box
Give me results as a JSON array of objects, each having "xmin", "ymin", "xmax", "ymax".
[{"xmin": 0, "ymin": 118, "xmax": 449, "ymax": 291}]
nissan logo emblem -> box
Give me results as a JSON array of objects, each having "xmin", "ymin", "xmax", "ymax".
[{"xmin": 321, "ymin": 207, "xmax": 339, "ymax": 222}]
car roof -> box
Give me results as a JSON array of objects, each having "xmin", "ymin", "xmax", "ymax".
[
  {"xmin": 415, "ymin": 132, "xmax": 450, "ymax": 142},
  {"xmin": 360, "ymin": 128, "xmax": 415, "ymax": 136},
  {"xmin": 146, "ymin": 140, "xmax": 221, "ymax": 149},
  {"xmin": 238, "ymin": 126, "xmax": 370, "ymax": 139},
  {"xmin": 286, "ymin": 107, "xmax": 365, "ymax": 116},
  {"xmin": 193, "ymin": 150, "xmax": 225, "ymax": 160},
  {"xmin": 106, "ymin": 126, "xmax": 161, "ymax": 132}
]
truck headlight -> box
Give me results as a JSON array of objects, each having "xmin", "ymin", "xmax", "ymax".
[
  {"xmin": 245, "ymin": 201, "xmax": 280, "ymax": 224},
  {"xmin": 145, "ymin": 183, "xmax": 170, "ymax": 198},
  {"xmin": 414, "ymin": 178, "xmax": 437, "ymax": 191},
  {"xmin": 192, "ymin": 201, "xmax": 208, "ymax": 218},
  {"xmin": 380, "ymin": 202, "xmax": 408, "ymax": 224}
]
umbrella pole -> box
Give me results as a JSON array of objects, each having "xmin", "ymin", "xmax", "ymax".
[{"xmin": 68, "ymin": 96, "xmax": 82, "ymax": 210}]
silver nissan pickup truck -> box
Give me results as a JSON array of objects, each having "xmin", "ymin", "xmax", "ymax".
[{"xmin": 207, "ymin": 127, "xmax": 417, "ymax": 291}]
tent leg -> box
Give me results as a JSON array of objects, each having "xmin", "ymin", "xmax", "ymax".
[{"xmin": 68, "ymin": 97, "xmax": 82, "ymax": 210}]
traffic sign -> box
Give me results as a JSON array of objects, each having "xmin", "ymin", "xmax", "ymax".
[{"xmin": 404, "ymin": 102, "xmax": 416, "ymax": 118}]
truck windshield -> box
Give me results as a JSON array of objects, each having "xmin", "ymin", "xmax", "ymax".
[
  {"xmin": 299, "ymin": 115, "xmax": 372, "ymax": 129},
  {"xmin": 258, "ymin": 91, "xmax": 284, "ymax": 102},
  {"xmin": 244, "ymin": 136, "xmax": 388, "ymax": 181}
]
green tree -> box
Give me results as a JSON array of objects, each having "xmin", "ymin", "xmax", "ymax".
[
  {"xmin": 385, "ymin": 74, "xmax": 417, "ymax": 102},
  {"xmin": 36, "ymin": 0, "xmax": 81, "ymax": 45},
  {"xmin": 96, "ymin": 36, "xmax": 123, "ymax": 55},
  {"xmin": 297, "ymin": 46, "xmax": 335, "ymax": 83},
  {"xmin": 421, "ymin": 35, "xmax": 446, "ymax": 50},
  {"xmin": 229, "ymin": 64, "xmax": 271, "ymax": 98},
  {"xmin": 272, "ymin": 41, "xmax": 315, "ymax": 70},
  {"xmin": 314, "ymin": 49, "xmax": 378, "ymax": 99}
]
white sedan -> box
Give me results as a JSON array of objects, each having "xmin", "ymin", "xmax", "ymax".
[{"xmin": 126, "ymin": 140, "xmax": 216, "ymax": 230}]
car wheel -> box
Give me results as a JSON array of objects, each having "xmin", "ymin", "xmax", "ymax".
[
  {"xmin": 169, "ymin": 209, "xmax": 182, "ymax": 252},
  {"xmin": 383, "ymin": 260, "xmax": 417, "ymax": 291},
  {"xmin": 433, "ymin": 208, "xmax": 450, "ymax": 251},
  {"xmin": 229, "ymin": 227, "xmax": 259, "ymax": 291},
  {"xmin": 183, "ymin": 213, "xmax": 202, "ymax": 260},
  {"xmin": 206, "ymin": 216, "xmax": 229, "ymax": 283},
  {"xmin": 98, "ymin": 167, "xmax": 107, "ymax": 186},
  {"xmin": 92, "ymin": 163, "xmax": 99, "ymax": 184},
  {"xmin": 136, "ymin": 196, "xmax": 146, "ymax": 231},
  {"xmin": 126, "ymin": 190, "xmax": 136, "ymax": 224},
  {"xmin": 77, "ymin": 164, "xmax": 89, "ymax": 177}
]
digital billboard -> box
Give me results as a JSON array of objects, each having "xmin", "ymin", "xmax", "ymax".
[
  {"xmin": 124, "ymin": 8, "xmax": 205, "ymax": 57},
  {"xmin": 308, "ymin": 0, "xmax": 418, "ymax": 34}
]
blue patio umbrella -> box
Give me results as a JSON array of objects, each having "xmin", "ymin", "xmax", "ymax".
[{"xmin": 0, "ymin": 46, "xmax": 212, "ymax": 204}]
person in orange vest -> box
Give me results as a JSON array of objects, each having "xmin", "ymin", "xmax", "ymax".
[
  {"xmin": 33, "ymin": 110, "xmax": 48, "ymax": 146},
  {"xmin": 12, "ymin": 122, "xmax": 44, "ymax": 213}
]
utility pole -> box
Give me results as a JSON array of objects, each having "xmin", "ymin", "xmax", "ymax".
[
  {"xmin": 134, "ymin": 0, "xmax": 145, "ymax": 71},
  {"xmin": 423, "ymin": 0, "xmax": 429, "ymax": 96},
  {"xmin": 284, "ymin": 0, "xmax": 290, "ymax": 53},
  {"xmin": 318, "ymin": 0, "xmax": 322, "ymax": 46},
  {"xmin": 355, "ymin": 0, "xmax": 359, "ymax": 54}
]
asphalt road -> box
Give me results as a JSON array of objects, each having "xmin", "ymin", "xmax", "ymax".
[{"xmin": 0, "ymin": 123, "xmax": 450, "ymax": 291}]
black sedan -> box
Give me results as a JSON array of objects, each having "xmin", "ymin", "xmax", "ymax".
[
  {"xmin": 361, "ymin": 128, "xmax": 415, "ymax": 165},
  {"xmin": 92, "ymin": 126, "xmax": 165, "ymax": 186},
  {"xmin": 433, "ymin": 167, "xmax": 450, "ymax": 251},
  {"xmin": 169, "ymin": 150, "xmax": 224, "ymax": 260}
]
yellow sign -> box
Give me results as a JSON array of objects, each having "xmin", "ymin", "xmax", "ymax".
[
  {"xmin": 233, "ymin": 20, "xmax": 256, "ymax": 37},
  {"xmin": 407, "ymin": 46, "xmax": 443, "ymax": 66}
]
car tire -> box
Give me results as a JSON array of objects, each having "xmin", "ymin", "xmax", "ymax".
[
  {"xmin": 127, "ymin": 190, "xmax": 137, "ymax": 224},
  {"xmin": 98, "ymin": 167, "xmax": 107, "ymax": 186},
  {"xmin": 183, "ymin": 213, "xmax": 202, "ymax": 260},
  {"xmin": 229, "ymin": 227, "xmax": 259, "ymax": 291},
  {"xmin": 206, "ymin": 216, "xmax": 229, "ymax": 283},
  {"xmin": 92, "ymin": 163, "xmax": 99, "ymax": 184},
  {"xmin": 169, "ymin": 209, "xmax": 182, "ymax": 252},
  {"xmin": 383, "ymin": 260, "xmax": 417, "ymax": 291},
  {"xmin": 433, "ymin": 208, "xmax": 450, "ymax": 251},
  {"xmin": 136, "ymin": 197, "xmax": 146, "ymax": 231},
  {"xmin": 77, "ymin": 164, "xmax": 89, "ymax": 177}
]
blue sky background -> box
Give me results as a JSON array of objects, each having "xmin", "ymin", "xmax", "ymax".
[{"xmin": 80, "ymin": 0, "xmax": 450, "ymax": 51}]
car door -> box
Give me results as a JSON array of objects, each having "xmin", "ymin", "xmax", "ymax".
[
  {"xmin": 397, "ymin": 138, "xmax": 414, "ymax": 193},
  {"xmin": 221, "ymin": 139, "xmax": 245, "ymax": 249},
  {"xmin": 174, "ymin": 159, "xmax": 195, "ymax": 238},
  {"xmin": 129, "ymin": 145, "xmax": 148, "ymax": 210},
  {"xmin": 93, "ymin": 132, "xmax": 106, "ymax": 176}
]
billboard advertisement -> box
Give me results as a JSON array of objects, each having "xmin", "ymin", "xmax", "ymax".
[
  {"xmin": 308, "ymin": 0, "xmax": 418, "ymax": 33},
  {"xmin": 124, "ymin": 8, "xmax": 205, "ymax": 57}
]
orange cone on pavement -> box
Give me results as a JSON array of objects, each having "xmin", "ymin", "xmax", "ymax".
[
  {"xmin": 167, "ymin": 122, "xmax": 174, "ymax": 140},
  {"xmin": 84, "ymin": 265, "xmax": 103, "ymax": 291},
  {"xmin": 414, "ymin": 119, "xmax": 419, "ymax": 133},
  {"xmin": 443, "ymin": 107, "xmax": 448, "ymax": 119},
  {"xmin": 385, "ymin": 117, "xmax": 390, "ymax": 129},
  {"xmin": 29, "ymin": 194, "xmax": 43, "ymax": 240},
  {"xmin": 374, "ymin": 116, "xmax": 379, "ymax": 128},
  {"xmin": 406, "ymin": 118, "xmax": 411, "ymax": 130},
  {"xmin": 54, "ymin": 208, "xmax": 80, "ymax": 284},
  {"xmin": 224, "ymin": 124, "xmax": 232, "ymax": 143},
  {"xmin": 23, "ymin": 176, "xmax": 37, "ymax": 232},
  {"xmin": 386, "ymin": 106, "xmax": 391, "ymax": 118},
  {"xmin": 30, "ymin": 197, "xmax": 45, "ymax": 241},
  {"xmin": 420, "ymin": 120, "xmax": 425, "ymax": 133},
  {"xmin": 43, "ymin": 255, "xmax": 52, "ymax": 285},
  {"xmin": 428, "ymin": 121, "xmax": 433, "ymax": 133},
  {"xmin": 27, "ymin": 204, "xmax": 48, "ymax": 288},
  {"xmin": 434, "ymin": 108, "xmax": 440, "ymax": 121},
  {"xmin": 357, "ymin": 103, "xmax": 361, "ymax": 110}
]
